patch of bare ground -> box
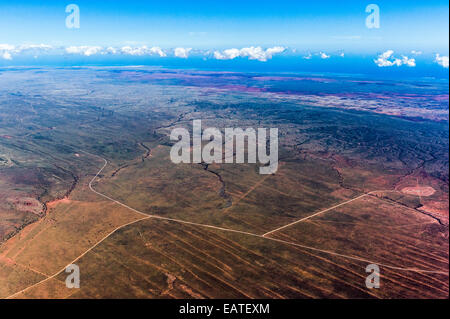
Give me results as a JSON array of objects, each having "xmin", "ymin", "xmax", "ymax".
[{"xmin": 402, "ymin": 186, "xmax": 436, "ymax": 197}]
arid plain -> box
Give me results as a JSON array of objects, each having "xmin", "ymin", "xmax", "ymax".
[{"xmin": 0, "ymin": 67, "xmax": 448, "ymax": 298}]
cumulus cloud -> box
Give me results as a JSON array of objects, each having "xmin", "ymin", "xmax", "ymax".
[
  {"xmin": 0, "ymin": 44, "xmax": 14, "ymax": 60},
  {"xmin": 401, "ymin": 55, "xmax": 416, "ymax": 67},
  {"xmin": 214, "ymin": 48, "xmax": 240, "ymax": 60},
  {"xmin": 0, "ymin": 44, "xmax": 15, "ymax": 51},
  {"xmin": 2, "ymin": 51, "xmax": 12, "ymax": 60},
  {"xmin": 106, "ymin": 47, "xmax": 117, "ymax": 54},
  {"xmin": 301, "ymin": 51, "xmax": 341, "ymax": 60},
  {"xmin": 374, "ymin": 50, "xmax": 415, "ymax": 67},
  {"xmin": 214, "ymin": 46, "xmax": 285, "ymax": 62},
  {"xmin": 374, "ymin": 50, "xmax": 402, "ymax": 66},
  {"xmin": 174, "ymin": 47, "xmax": 192, "ymax": 58},
  {"xmin": 0, "ymin": 43, "xmax": 168, "ymax": 59},
  {"xmin": 240, "ymin": 47, "xmax": 270, "ymax": 61},
  {"xmin": 265, "ymin": 46, "xmax": 285, "ymax": 56},
  {"xmin": 0, "ymin": 44, "xmax": 441, "ymax": 70},
  {"xmin": 120, "ymin": 46, "xmax": 166, "ymax": 57},
  {"xmin": 319, "ymin": 52, "xmax": 330, "ymax": 59},
  {"xmin": 435, "ymin": 54, "xmax": 449, "ymax": 68},
  {"xmin": 66, "ymin": 46, "xmax": 103, "ymax": 56},
  {"xmin": 0, "ymin": 43, "xmax": 53, "ymax": 60},
  {"xmin": 120, "ymin": 46, "xmax": 140, "ymax": 55},
  {"xmin": 150, "ymin": 47, "xmax": 166, "ymax": 57},
  {"xmin": 63, "ymin": 45, "xmax": 167, "ymax": 57},
  {"xmin": 241, "ymin": 46, "xmax": 285, "ymax": 61}
]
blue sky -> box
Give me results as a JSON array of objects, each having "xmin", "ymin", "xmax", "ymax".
[
  {"xmin": 0, "ymin": 0, "xmax": 448, "ymax": 76},
  {"xmin": 0, "ymin": 0, "xmax": 448, "ymax": 51}
]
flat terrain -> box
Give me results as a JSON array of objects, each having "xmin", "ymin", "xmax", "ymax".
[{"xmin": 0, "ymin": 67, "xmax": 448, "ymax": 298}]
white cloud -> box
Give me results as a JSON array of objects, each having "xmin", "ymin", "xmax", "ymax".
[
  {"xmin": 120, "ymin": 46, "xmax": 139, "ymax": 55},
  {"xmin": 174, "ymin": 47, "xmax": 192, "ymax": 58},
  {"xmin": 375, "ymin": 51, "xmax": 401, "ymax": 66},
  {"xmin": 214, "ymin": 48, "xmax": 240, "ymax": 60},
  {"xmin": 214, "ymin": 46, "xmax": 285, "ymax": 62},
  {"xmin": 374, "ymin": 50, "xmax": 395, "ymax": 66},
  {"xmin": 106, "ymin": 47, "xmax": 117, "ymax": 54},
  {"xmin": 0, "ymin": 44, "xmax": 442, "ymax": 70},
  {"xmin": 63, "ymin": 45, "xmax": 167, "ymax": 57},
  {"xmin": 0, "ymin": 43, "xmax": 54, "ymax": 60},
  {"xmin": 435, "ymin": 54, "xmax": 449, "ymax": 68},
  {"xmin": 149, "ymin": 47, "xmax": 166, "ymax": 57},
  {"xmin": 240, "ymin": 47, "xmax": 267, "ymax": 61},
  {"xmin": 401, "ymin": 55, "xmax": 416, "ymax": 67},
  {"xmin": 265, "ymin": 46, "xmax": 285, "ymax": 56},
  {"xmin": 121, "ymin": 46, "xmax": 141, "ymax": 55},
  {"xmin": 0, "ymin": 44, "xmax": 15, "ymax": 51},
  {"xmin": 2, "ymin": 51, "xmax": 12, "ymax": 60},
  {"xmin": 374, "ymin": 50, "xmax": 415, "ymax": 67},
  {"xmin": 120, "ymin": 46, "xmax": 166, "ymax": 57},
  {"xmin": 242, "ymin": 46, "xmax": 285, "ymax": 61},
  {"xmin": 66, "ymin": 46, "xmax": 102, "ymax": 56},
  {"xmin": 0, "ymin": 44, "xmax": 14, "ymax": 60},
  {"xmin": 319, "ymin": 52, "xmax": 330, "ymax": 59}
]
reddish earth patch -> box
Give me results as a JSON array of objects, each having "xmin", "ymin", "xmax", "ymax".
[
  {"xmin": 0, "ymin": 256, "xmax": 15, "ymax": 266},
  {"xmin": 401, "ymin": 186, "xmax": 436, "ymax": 197},
  {"xmin": 6, "ymin": 197, "xmax": 43, "ymax": 214},
  {"xmin": 46, "ymin": 197, "xmax": 71, "ymax": 209},
  {"xmin": 419, "ymin": 201, "xmax": 449, "ymax": 219}
]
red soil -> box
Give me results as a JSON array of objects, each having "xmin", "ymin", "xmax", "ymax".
[
  {"xmin": 46, "ymin": 197, "xmax": 71, "ymax": 209},
  {"xmin": 401, "ymin": 186, "xmax": 436, "ymax": 197}
]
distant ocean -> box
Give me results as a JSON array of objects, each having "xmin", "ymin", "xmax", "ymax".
[{"xmin": 2, "ymin": 55, "xmax": 449, "ymax": 81}]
